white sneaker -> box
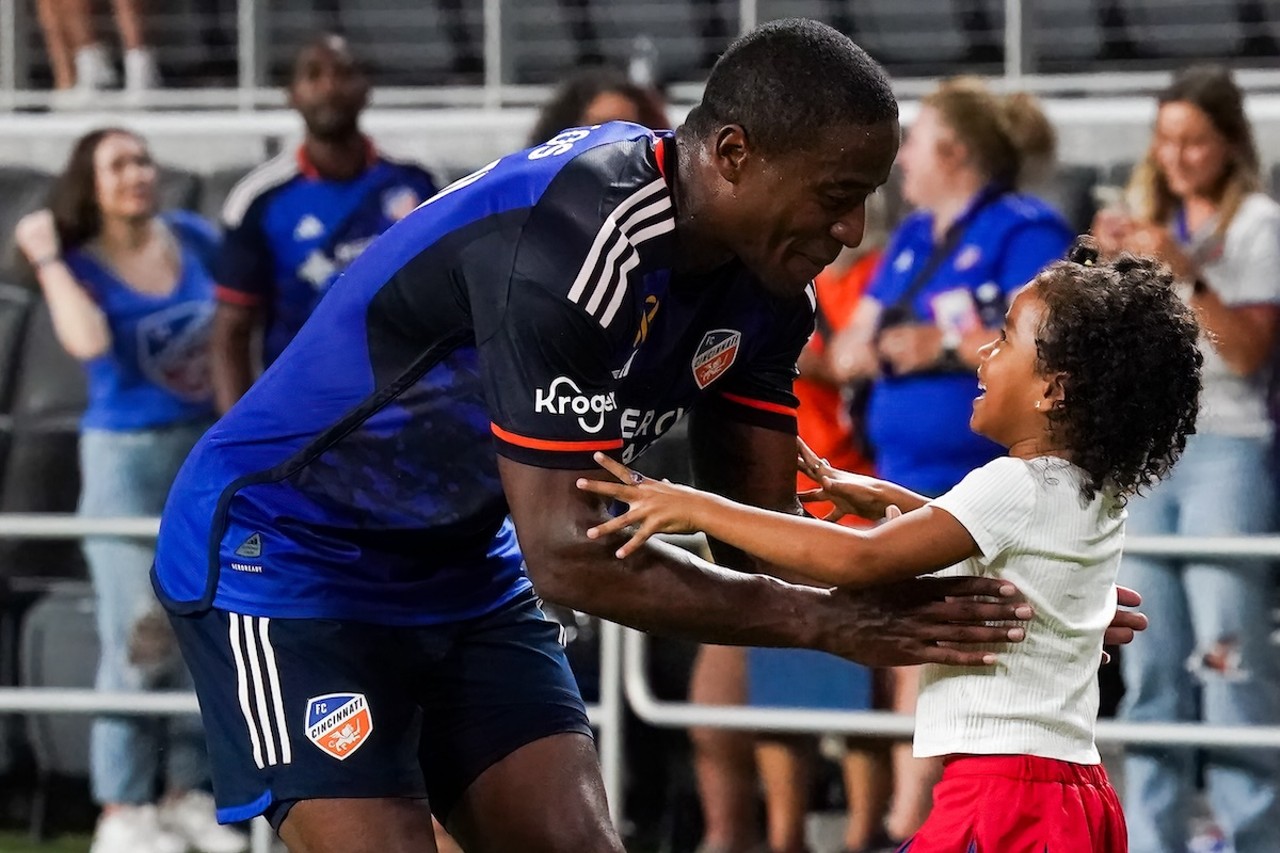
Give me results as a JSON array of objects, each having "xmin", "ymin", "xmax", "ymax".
[
  {"xmin": 124, "ymin": 47, "xmax": 161, "ymax": 92},
  {"xmin": 160, "ymin": 791, "xmax": 249, "ymax": 853},
  {"xmin": 90, "ymin": 805, "xmax": 188, "ymax": 853},
  {"xmin": 74, "ymin": 43, "xmax": 118, "ymax": 90}
]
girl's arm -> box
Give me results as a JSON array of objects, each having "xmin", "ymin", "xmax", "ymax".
[{"xmin": 577, "ymin": 453, "xmax": 979, "ymax": 588}]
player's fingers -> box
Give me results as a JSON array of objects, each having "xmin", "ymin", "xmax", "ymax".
[
  {"xmin": 919, "ymin": 598, "xmax": 1034, "ymax": 625},
  {"xmin": 1108, "ymin": 609, "xmax": 1148, "ymax": 633},
  {"xmin": 925, "ymin": 576, "xmax": 1023, "ymax": 601},
  {"xmin": 1115, "ymin": 585, "xmax": 1142, "ymax": 608},
  {"xmin": 914, "ymin": 645, "xmax": 999, "ymax": 667},
  {"xmin": 592, "ymin": 451, "xmax": 637, "ymax": 485},
  {"xmin": 913, "ymin": 623, "xmax": 1027, "ymax": 645},
  {"xmin": 576, "ymin": 478, "xmax": 631, "ymax": 500}
]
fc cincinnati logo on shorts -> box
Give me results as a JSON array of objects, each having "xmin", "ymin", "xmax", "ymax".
[
  {"xmin": 305, "ymin": 693, "xmax": 373, "ymax": 760},
  {"xmin": 692, "ymin": 329, "xmax": 741, "ymax": 389}
]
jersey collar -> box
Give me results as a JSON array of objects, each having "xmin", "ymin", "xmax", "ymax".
[{"xmin": 296, "ymin": 135, "xmax": 378, "ymax": 180}]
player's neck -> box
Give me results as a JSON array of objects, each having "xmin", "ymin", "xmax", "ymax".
[
  {"xmin": 670, "ymin": 136, "xmax": 736, "ymax": 277},
  {"xmin": 302, "ymin": 133, "xmax": 369, "ymax": 181}
]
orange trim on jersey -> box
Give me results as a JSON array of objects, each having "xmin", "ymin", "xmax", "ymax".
[
  {"xmin": 653, "ymin": 138, "xmax": 667, "ymax": 181},
  {"xmin": 297, "ymin": 136, "xmax": 378, "ymax": 180},
  {"xmin": 491, "ymin": 423, "xmax": 623, "ymax": 452},
  {"xmin": 215, "ymin": 284, "xmax": 263, "ymax": 307},
  {"xmin": 718, "ymin": 392, "xmax": 797, "ymax": 418}
]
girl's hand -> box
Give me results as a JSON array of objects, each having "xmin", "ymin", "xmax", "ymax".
[
  {"xmin": 576, "ymin": 452, "xmax": 709, "ymax": 559},
  {"xmin": 797, "ymin": 438, "xmax": 889, "ymax": 522},
  {"xmin": 1123, "ymin": 225, "xmax": 1196, "ymax": 282},
  {"xmin": 14, "ymin": 209, "xmax": 61, "ymax": 265}
]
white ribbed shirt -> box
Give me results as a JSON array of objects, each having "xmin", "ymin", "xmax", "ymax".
[{"xmin": 914, "ymin": 456, "xmax": 1124, "ymax": 764}]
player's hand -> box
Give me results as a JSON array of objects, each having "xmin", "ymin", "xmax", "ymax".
[
  {"xmin": 577, "ymin": 452, "xmax": 708, "ymax": 559},
  {"xmin": 797, "ymin": 438, "xmax": 889, "ymax": 522},
  {"xmin": 816, "ymin": 576, "xmax": 1034, "ymax": 667},
  {"xmin": 1101, "ymin": 585, "xmax": 1147, "ymax": 664},
  {"xmin": 877, "ymin": 323, "xmax": 944, "ymax": 376}
]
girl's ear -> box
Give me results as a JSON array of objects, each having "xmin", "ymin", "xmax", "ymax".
[{"xmin": 1043, "ymin": 371, "xmax": 1068, "ymax": 409}]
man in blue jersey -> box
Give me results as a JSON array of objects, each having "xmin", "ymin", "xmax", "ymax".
[
  {"xmin": 154, "ymin": 19, "xmax": 1146, "ymax": 853},
  {"xmin": 210, "ymin": 33, "xmax": 438, "ymax": 412}
]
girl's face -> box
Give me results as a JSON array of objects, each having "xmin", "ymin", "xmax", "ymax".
[
  {"xmin": 94, "ymin": 132, "xmax": 157, "ymax": 222},
  {"xmin": 971, "ymin": 285, "xmax": 1053, "ymax": 447},
  {"xmin": 1153, "ymin": 100, "xmax": 1232, "ymax": 201}
]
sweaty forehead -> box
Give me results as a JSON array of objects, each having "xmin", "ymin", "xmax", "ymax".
[{"xmin": 801, "ymin": 120, "xmax": 900, "ymax": 188}]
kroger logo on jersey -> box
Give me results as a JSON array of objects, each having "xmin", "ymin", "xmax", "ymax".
[
  {"xmin": 136, "ymin": 301, "xmax": 214, "ymax": 402},
  {"xmin": 305, "ymin": 693, "xmax": 373, "ymax": 760},
  {"xmin": 535, "ymin": 376, "xmax": 617, "ymax": 434}
]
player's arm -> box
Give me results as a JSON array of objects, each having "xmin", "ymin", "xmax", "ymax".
[
  {"xmin": 579, "ymin": 452, "xmax": 978, "ymax": 589},
  {"xmin": 212, "ymin": 196, "xmax": 271, "ymax": 413},
  {"xmin": 500, "ymin": 455, "xmax": 1019, "ymax": 665}
]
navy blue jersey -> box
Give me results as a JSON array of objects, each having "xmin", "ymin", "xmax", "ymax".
[
  {"xmin": 216, "ymin": 140, "xmax": 439, "ymax": 365},
  {"xmin": 154, "ymin": 123, "xmax": 813, "ymax": 626}
]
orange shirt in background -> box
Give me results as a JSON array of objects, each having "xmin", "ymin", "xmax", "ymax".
[{"xmin": 796, "ymin": 251, "xmax": 880, "ymax": 523}]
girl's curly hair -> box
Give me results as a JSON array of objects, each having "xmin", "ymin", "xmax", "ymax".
[{"xmin": 1032, "ymin": 237, "xmax": 1203, "ymax": 504}]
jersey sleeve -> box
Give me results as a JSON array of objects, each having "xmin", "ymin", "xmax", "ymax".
[
  {"xmin": 215, "ymin": 194, "xmax": 273, "ymax": 308},
  {"xmin": 705, "ymin": 286, "xmax": 815, "ymax": 434},
  {"xmin": 928, "ymin": 457, "xmax": 1037, "ymax": 563}
]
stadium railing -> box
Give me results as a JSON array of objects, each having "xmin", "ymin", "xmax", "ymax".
[
  {"xmin": 0, "ymin": 515, "xmax": 1278, "ymax": 853},
  {"xmin": 6, "ymin": 0, "xmax": 1280, "ymax": 113}
]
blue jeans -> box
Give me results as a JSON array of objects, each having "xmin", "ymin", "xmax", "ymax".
[
  {"xmin": 1118, "ymin": 434, "xmax": 1280, "ymax": 853},
  {"xmin": 80, "ymin": 421, "xmax": 211, "ymax": 805}
]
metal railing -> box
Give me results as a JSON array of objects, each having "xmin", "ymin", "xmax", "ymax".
[
  {"xmin": 1, "ymin": 515, "xmax": 1279, "ymax": 852},
  {"xmin": 4, "ymin": 0, "xmax": 1280, "ymax": 113}
]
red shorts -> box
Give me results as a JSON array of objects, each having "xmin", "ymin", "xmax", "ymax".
[{"xmin": 900, "ymin": 754, "xmax": 1128, "ymax": 853}]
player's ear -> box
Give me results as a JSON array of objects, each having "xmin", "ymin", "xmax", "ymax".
[{"xmin": 712, "ymin": 124, "xmax": 750, "ymax": 184}]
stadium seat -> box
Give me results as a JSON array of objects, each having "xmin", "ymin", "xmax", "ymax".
[
  {"xmin": 1042, "ymin": 163, "xmax": 1102, "ymax": 234},
  {"xmin": 0, "ymin": 300, "xmax": 87, "ymax": 586},
  {"xmin": 198, "ymin": 164, "xmax": 257, "ymax": 224},
  {"xmin": 157, "ymin": 166, "xmax": 203, "ymax": 213},
  {"xmin": 0, "ymin": 167, "xmax": 54, "ymax": 284},
  {"xmin": 19, "ymin": 582, "xmax": 98, "ymax": 839}
]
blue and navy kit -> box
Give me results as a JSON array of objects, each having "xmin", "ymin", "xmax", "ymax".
[
  {"xmin": 66, "ymin": 210, "xmax": 219, "ymax": 431},
  {"xmin": 155, "ymin": 122, "xmax": 813, "ymax": 627},
  {"xmin": 865, "ymin": 188, "xmax": 1073, "ymax": 494},
  {"xmin": 216, "ymin": 140, "xmax": 439, "ymax": 365}
]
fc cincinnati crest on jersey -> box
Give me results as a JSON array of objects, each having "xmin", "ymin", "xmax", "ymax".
[
  {"xmin": 136, "ymin": 301, "xmax": 214, "ymax": 402},
  {"xmin": 305, "ymin": 693, "xmax": 373, "ymax": 760},
  {"xmin": 692, "ymin": 329, "xmax": 741, "ymax": 389},
  {"xmin": 382, "ymin": 186, "xmax": 421, "ymax": 222}
]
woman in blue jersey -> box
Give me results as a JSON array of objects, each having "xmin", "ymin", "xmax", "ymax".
[
  {"xmin": 14, "ymin": 128, "xmax": 245, "ymax": 853},
  {"xmin": 827, "ymin": 76, "xmax": 1073, "ymax": 841}
]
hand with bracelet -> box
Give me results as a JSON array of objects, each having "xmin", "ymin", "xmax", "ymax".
[{"xmin": 14, "ymin": 209, "xmax": 63, "ymax": 272}]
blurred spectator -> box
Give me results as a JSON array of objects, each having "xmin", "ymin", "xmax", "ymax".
[
  {"xmin": 32, "ymin": 0, "xmax": 159, "ymax": 100},
  {"xmin": 757, "ymin": 201, "xmax": 898, "ymax": 853},
  {"xmin": 827, "ymin": 76, "xmax": 1072, "ymax": 840},
  {"xmin": 1095, "ymin": 64, "xmax": 1280, "ymax": 853},
  {"xmin": 211, "ymin": 34, "xmax": 438, "ymax": 412},
  {"xmin": 528, "ymin": 67, "xmax": 670, "ymax": 145},
  {"xmin": 12, "ymin": 129, "xmax": 243, "ymax": 853}
]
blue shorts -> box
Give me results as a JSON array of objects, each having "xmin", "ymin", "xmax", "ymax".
[{"xmin": 168, "ymin": 589, "xmax": 591, "ymax": 827}]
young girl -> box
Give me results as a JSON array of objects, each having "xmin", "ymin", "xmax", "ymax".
[{"xmin": 577, "ymin": 240, "xmax": 1204, "ymax": 852}]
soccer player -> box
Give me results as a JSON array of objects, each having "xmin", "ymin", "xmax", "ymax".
[
  {"xmin": 579, "ymin": 241, "xmax": 1202, "ymax": 852},
  {"xmin": 153, "ymin": 21, "xmax": 1144, "ymax": 853},
  {"xmin": 211, "ymin": 33, "xmax": 438, "ymax": 412}
]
